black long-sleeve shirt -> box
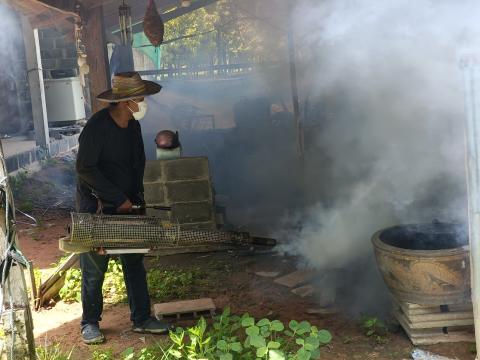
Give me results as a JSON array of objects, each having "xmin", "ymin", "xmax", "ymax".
[{"xmin": 76, "ymin": 108, "xmax": 146, "ymax": 213}]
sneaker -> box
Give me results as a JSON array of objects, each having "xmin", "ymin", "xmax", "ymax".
[
  {"xmin": 132, "ymin": 317, "xmax": 172, "ymax": 334},
  {"xmin": 81, "ymin": 323, "xmax": 105, "ymax": 344}
]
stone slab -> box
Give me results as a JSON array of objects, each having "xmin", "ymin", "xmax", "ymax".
[
  {"xmin": 255, "ymin": 271, "xmax": 281, "ymax": 278},
  {"xmin": 291, "ymin": 285, "xmax": 315, "ymax": 298},
  {"xmin": 274, "ymin": 270, "xmax": 315, "ymax": 288}
]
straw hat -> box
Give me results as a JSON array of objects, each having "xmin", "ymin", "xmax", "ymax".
[{"xmin": 97, "ymin": 71, "xmax": 162, "ymax": 102}]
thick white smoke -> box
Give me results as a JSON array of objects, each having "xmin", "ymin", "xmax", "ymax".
[{"xmin": 280, "ymin": 0, "xmax": 475, "ymax": 272}]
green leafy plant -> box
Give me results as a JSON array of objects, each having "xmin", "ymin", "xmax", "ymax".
[
  {"xmin": 9, "ymin": 170, "xmax": 29, "ymax": 196},
  {"xmin": 91, "ymin": 348, "xmax": 114, "ymax": 360},
  {"xmin": 147, "ymin": 268, "xmax": 206, "ymax": 300},
  {"xmin": 59, "ymin": 267, "xmax": 82, "ymax": 303},
  {"xmin": 160, "ymin": 308, "xmax": 332, "ymax": 360},
  {"xmin": 113, "ymin": 345, "xmax": 169, "ymax": 360},
  {"xmin": 103, "ymin": 259, "xmax": 128, "ymax": 303},
  {"xmin": 360, "ymin": 316, "xmax": 387, "ymax": 344},
  {"xmin": 59, "ymin": 259, "xmax": 127, "ymax": 304}
]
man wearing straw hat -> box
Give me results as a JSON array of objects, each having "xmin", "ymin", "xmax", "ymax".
[{"xmin": 76, "ymin": 72, "xmax": 170, "ymax": 344}]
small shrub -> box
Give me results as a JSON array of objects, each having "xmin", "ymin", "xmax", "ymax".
[
  {"xmin": 91, "ymin": 348, "xmax": 114, "ymax": 360},
  {"xmin": 360, "ymin": 315, "xmax": 388, "ymax": 344},
  {"xmin": 36, "ymin": 343, "xmax": 73, "ymax": 360}
]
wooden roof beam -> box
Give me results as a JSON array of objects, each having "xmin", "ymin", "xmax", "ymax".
[
  {"xmin": 38, "ymin": 0, "xmax": 78, "ymax": 14},
  {"xmin": 7, "ymin": 0, "xmax": 80, "ymax": 29}
]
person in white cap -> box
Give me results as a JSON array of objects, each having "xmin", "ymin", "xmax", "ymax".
[{"xmin": 76, "ymin": 72, "xmax": 170, "ymax": 344}]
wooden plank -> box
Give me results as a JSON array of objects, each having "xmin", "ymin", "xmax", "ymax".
[
  {"xmin": 392, "ymin": 297, "xmax": 473, "ymax": 316},
  {"xmin": 8, "ymin": 0, "xmax": 79, "ymax": 29},
  {"xmin": 395, "ymin": 310, "xmax": 475, "ymax": 345},
  {"xmin": 27, "ymin": 261, "xmax": 37, "ymax": 306},
  {"xmin": 394, "ymin": 307, "xmax": 474, "ymax": 329},
  {"xmin": 154, "ymin": 298, "xmax": 215, "ymax": 319},
  {"xmin": 84, "ymin": 5, "xmax": 110, "ymax": 114},
  {"xmin": 401, "ymin": 300, "xmax": 473, "ymax": 311},
  {"xmin": 407, "ymin": 311, "xmax": 473, "ymax": 324},
  {"xmin": 21, "ymin": 17, "xmax": 50, "ymax": 150},
  {"xmin": 36, "ymin": 254, "xmax": 78, "ymax": 309}
]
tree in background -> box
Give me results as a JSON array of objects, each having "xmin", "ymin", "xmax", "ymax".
[{"xmin": 160, "ymin": 0, "xmax": 288, "ymax": 70}]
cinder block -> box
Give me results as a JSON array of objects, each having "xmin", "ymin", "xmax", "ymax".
[
  {"xmin": 146, "ymin": 208, "xmax": 170, "ymax": 220},
  {"xmin": 5, "ymin": 157, "xmax": 18, "ymax": 173},
  {"xmin": 41, "ymin": 59, "xmax": 56, "ymax": 70},
  {"xmin": 144, "ymin": 182, "xmax": 166, "ymax": 204},
  {"xmin": 57, "ymin": 58, "xmax": 77, "ymax": 69},
  {"xmin": 144, "ymin": 161, "xmax": 162, "ymax": 182},
  {"xmin": 162, "ymin": 157, "xmax": 210, "ymax": 181},
  {"xmin": 39, "ymin": 38, "xmax": 55, "ymax": 50},
  {"xmin": 166, "ymin": 180, "xmax": 212, "ymax": 203},
  {"xmin": 18, "ymin": 152, "xmax": 31, "ymax": 168},
  {"xmin": 171, "ymin": 202, "xmax": 215, "ymax": 223},
  {"xmin": 63, "ymin": 47, "xmax": 77, "ymax": 58},
  {"xmin": 54, "ymin": 37, "xmax": 66, "ymax": 48},
  {"xmin": 40, "ymin": 28, "xmax": 61, "ymax": 38},
  {"xmin": 41, "ymin": 49, "xmax": 63, "ymax": 59}
]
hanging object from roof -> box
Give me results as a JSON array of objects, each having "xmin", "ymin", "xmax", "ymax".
[
  {"xmin": 119, "ymin": 0, "xmax": 133, "ymax": 46},
  {"xmin": 144, "ymin": 0, "xmax": 165, "ymax": 47}
]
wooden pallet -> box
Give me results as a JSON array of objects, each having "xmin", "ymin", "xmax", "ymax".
[
  {"xmin": 392, "ymin": 298, "xmax": 475, "ymax": 345},
  {"xmin": 154, "ymin": 298, "xmax": 216, "ymax": 320}
]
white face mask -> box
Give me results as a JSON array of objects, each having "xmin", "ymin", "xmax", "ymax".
[{"xmin": 128, "ymin": 100, "xmax": 148, "ymax": 120}]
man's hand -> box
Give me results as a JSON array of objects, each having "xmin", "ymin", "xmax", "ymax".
[{"xmin": 117, "ymin": 199, "xmax": 133, "ymax": 213}]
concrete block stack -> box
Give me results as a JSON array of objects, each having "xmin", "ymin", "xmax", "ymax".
[
  {"xmin": 38, "ymin": 28, "xmax": 78, "ymax": 79},
  {"xmin": 143, "ymin": 157, "xmax": 217, "ymax": 230}
]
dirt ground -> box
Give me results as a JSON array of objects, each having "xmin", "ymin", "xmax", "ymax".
[{"xmin": 14, "ymin": 210, "xmax": 476, "ymax": 360}]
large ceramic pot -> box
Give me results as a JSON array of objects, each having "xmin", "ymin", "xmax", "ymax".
[{"xmin": 372, "ymin": 222, "xmax": 470, "ymax": 305}]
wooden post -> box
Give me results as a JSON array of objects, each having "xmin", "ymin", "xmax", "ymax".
[
  {"xmin": 462, "ymin": 58, "xmax": 480, "ymax": 360},
  {"xmin": 0, "ymin": 140, "xmax": 35, "ymax": 360},
  {"xmin": 84, "ymin": 5, "xmax": 110, "ymax": 114},
  {"xmin": 287, "ymin": 0, "xmax": 303, "ymax": 158},
  {"xmin": 21, "ymin": 17, "xmax": 50, "ymax": 151}
]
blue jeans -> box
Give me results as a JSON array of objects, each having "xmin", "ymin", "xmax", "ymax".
[{"xmin": 80, "ymin": 252, "xmax": 151, "ymax": 327}]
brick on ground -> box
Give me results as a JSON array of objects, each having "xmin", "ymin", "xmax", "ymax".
[{"xmin": 154, "ymin": 298, "xmax": 216, "ymax": 320}]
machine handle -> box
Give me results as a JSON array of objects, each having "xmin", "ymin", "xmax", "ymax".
[{"xmin": 250, "ymin": 236, "xmax": 277, "ymax": 247}]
